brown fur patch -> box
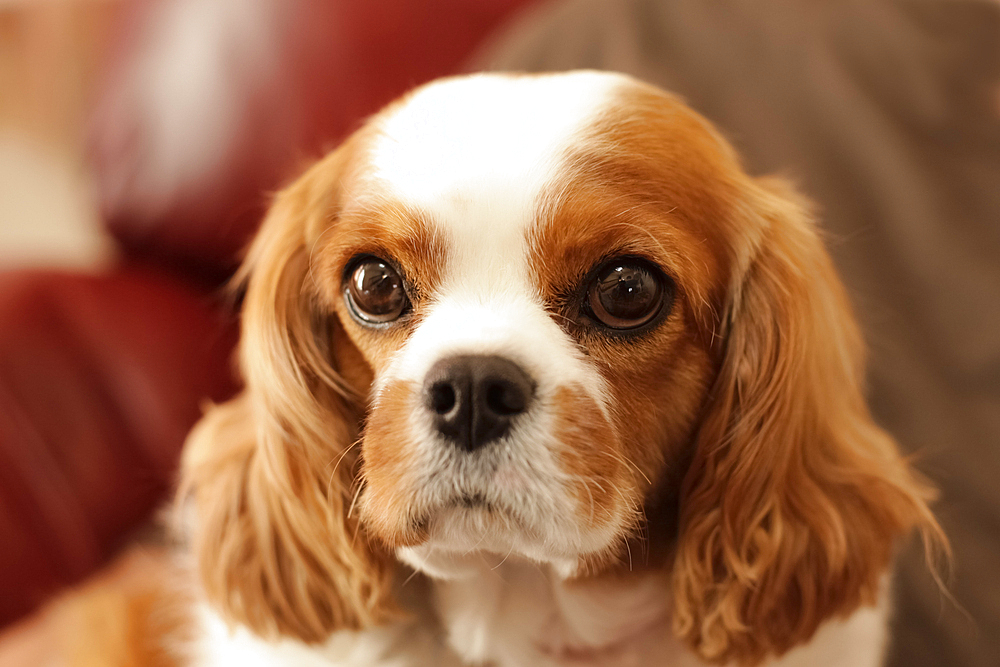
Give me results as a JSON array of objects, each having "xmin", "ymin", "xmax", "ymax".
[
  {"xmin": 181, "ymin": 137, "xmax": 400, "ymax": 644},
  {"xmin": 3, "ymin": 547, "xmax": 194, "ymax": 667},
  {"xmin": 551, "ymin": 386, "xmax": 624, "ymax": 529},
  {"xmin": 670, "ymin": 179, "xmax": 946, "ymax": 665},
  {"xmin": 359, "ymin": 380, "xmax": 429, "ymax": 548},
  {"xmin": 62, "ymin": 552, "xmax": 192, "ymax": 667}
]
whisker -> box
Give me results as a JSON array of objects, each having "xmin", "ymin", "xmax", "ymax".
[
  {"xmin": 464, "ymin": 522, "xmax": 492, "ymax": 556},
  {"xmin": 346, "ymin": 475, "xmax": 364, "ymax": 519},
  {"xmin": 400, "ymin": 566, "xmax": 422, "ymax": 588},
  {"xmin": 492, "ymin": 539, "xmax": 517, "ymax": 571},
  {"xmin": 608, "ymin": 219, "xmax": 671, "ymax": 259},
  {"xmin": 597, "ymin": 449, "xmax": 653, "ymax": 487},
  {"xmin": 579, "ymin": 476, "xmax": 597, "ymax": 522},
  {"xmin": 325, "ymin": 440, "xmax": 361, "ymax": 496}
]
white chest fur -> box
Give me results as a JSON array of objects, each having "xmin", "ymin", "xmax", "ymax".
[
  {"xmin": 432, "ymin": 560, "xmax": 891, "ymax": 667},
  {"xmin": 434, "ymin": 560, "xmax": 683, "ymax": 667},
  {"xmin": 194, "ymin": 564, "xmax": 890, "ymax": 667}
]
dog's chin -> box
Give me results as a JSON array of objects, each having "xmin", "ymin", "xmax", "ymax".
[{"xmin": 394, "ymin": 500, "xmax": 597, "ymax": 581}]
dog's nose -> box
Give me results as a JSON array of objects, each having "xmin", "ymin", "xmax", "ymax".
[{"xmin": 423, "ymin": 355, "xmax": 535, "ymax": 452}]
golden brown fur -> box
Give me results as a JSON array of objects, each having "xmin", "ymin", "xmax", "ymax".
[
  {"xmin": 178, "ymin": 143, "xmax": 399, "ymax": 643},
  {"xmin": 0, "ymin": 547, "xmax": 191, "ymax": 667},
  {"xmin": 669, "ymin": 178, "xmax": 945, "ymax": 664}
]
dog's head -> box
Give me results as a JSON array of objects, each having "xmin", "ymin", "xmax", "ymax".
[{"xmin": 180, "ymin": 72, "xmax": 941, "ymax": 665}]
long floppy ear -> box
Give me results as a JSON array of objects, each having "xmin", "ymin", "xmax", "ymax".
[
  {"xmin": 672, "ymin": 179, "xmax": 945, "ymax": 665},
  {"xmin": 178, "ymin": 145, "xmax": 396, "ymax": 642}
]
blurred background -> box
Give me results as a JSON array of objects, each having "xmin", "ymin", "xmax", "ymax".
[
  {"xmin": 0, "ymin": 1, "xmax": 997, "ymax": 666},
  {"xmin": 0, "ymin": 0, "xmax": 115, "ymax": 270}
]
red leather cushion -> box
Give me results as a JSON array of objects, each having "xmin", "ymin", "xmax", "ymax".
[{"xmin": 0, "ymin": 268, "xmax": 237, "ymax": 626}]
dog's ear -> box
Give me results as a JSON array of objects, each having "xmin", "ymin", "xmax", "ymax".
[
  {"xmin": 178, "ymin": 145, "xmax": 396, "ymax": 642},
  {"xmin": 671, "ymin": 179, "xmax": 944, "ymax": 665}
]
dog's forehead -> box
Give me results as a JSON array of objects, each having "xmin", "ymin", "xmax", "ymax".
[
  {"xmin": 367, "ymin": 72, "xmax": 623, "ymax": 211},
  {"xmin": 360, "ymin": 72, "xmax": 625, "ymax": 293}
]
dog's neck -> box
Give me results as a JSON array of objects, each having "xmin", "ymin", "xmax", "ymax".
[
  {"xmin": 425, "ymin": 557, "xmax": 892, "ymax": 667},
  {"xmin": 429, "ymin": 558, "xmax": 682, "ymax": 667}
]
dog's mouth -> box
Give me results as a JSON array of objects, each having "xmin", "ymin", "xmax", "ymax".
[
  {"xmin": 456, "ymin": 492, "xmax": 493, "ymax": 510},
  {"xmin": 406, "ymin": 490, "xmax": 524, "ymax": 536}
]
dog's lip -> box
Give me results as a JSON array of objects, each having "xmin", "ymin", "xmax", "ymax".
[
  {"xmin": 401, "ymin": 464, "xmax": 533, "ymax": 537},
  {"xmin": 412, "ymin": 491, "xmax": 519, "ymax": 528},
  {"xmin": 454, "ymin": 492, "xmax": 493, "ymax": 510}
]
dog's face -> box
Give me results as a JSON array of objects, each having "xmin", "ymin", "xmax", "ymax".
[
  {"xmin": 182, "ymin": 72, "xmax": 941, "ymax": 665},
  {"xmin": 327, "ymin": 74, "xmax": 727, "ymax": 574}
]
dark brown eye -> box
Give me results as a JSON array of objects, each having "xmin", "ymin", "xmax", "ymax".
[
  {"xmin": 345, "ymin": 257, "xmax": 408, "ymax": 324},
  {"xmin": 586, "ymin": 258, "xmax": 671, "ymax": 330}
]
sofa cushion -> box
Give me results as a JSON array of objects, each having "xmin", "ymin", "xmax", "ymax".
[{"xmin": 0, "ymin": 268, "xmax": 237, "ymax": 625}]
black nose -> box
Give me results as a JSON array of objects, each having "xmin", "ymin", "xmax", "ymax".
[{"xmin": 424, "ymin": 355, "xmax": 535, "ymax": 452}]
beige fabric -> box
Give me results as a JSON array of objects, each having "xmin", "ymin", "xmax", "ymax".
[{"xmin": 473, "ymin": 1, "xmax": 1000, "ymax": 665}]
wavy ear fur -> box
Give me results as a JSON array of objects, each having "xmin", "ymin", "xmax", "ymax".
[
  {"xmin": 178, "ymin": 145, "xmax": 395, "ymax": 642},
  {"xmin": 672, "ymin": 179, "xmax": 944, "ymax": 665}
]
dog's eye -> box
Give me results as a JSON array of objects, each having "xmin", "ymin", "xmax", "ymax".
[
  {"xmin": 345, "ymin": 257, "xmax": 409, "ymax": 324},
  {"xmin": 586, "ymin": 258, "xmax": 671, "ymax": 330}
]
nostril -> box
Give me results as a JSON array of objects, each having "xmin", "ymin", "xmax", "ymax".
[
  {"xmin": 423, "ymin": 354, "xmax": 535, "ymax": 452},
  {"xmin": 485, "ymin": 381, "xmax": 527, "ymax": 416},
  {"xmin": 429, "ymin": 382, "xmax": 457, "ymax": 415}
]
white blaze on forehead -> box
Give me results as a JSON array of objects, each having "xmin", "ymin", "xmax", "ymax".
[
  {"xmin": 368, "ymin": 71, "xmax": 621, "ymax": 223},
  {"xmin": 366, "ymin": 71, "xmax": 623, "ymax": 296}
]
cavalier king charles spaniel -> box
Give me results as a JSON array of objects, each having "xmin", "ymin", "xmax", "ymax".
[{"xmin": 97, "ymin": 71, "xmax": 943, "ymax": 667}]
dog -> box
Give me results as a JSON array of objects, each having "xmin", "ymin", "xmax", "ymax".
[{"xmin": 61, "ymin": 71, "xmax": 946, "ymax": 667}]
